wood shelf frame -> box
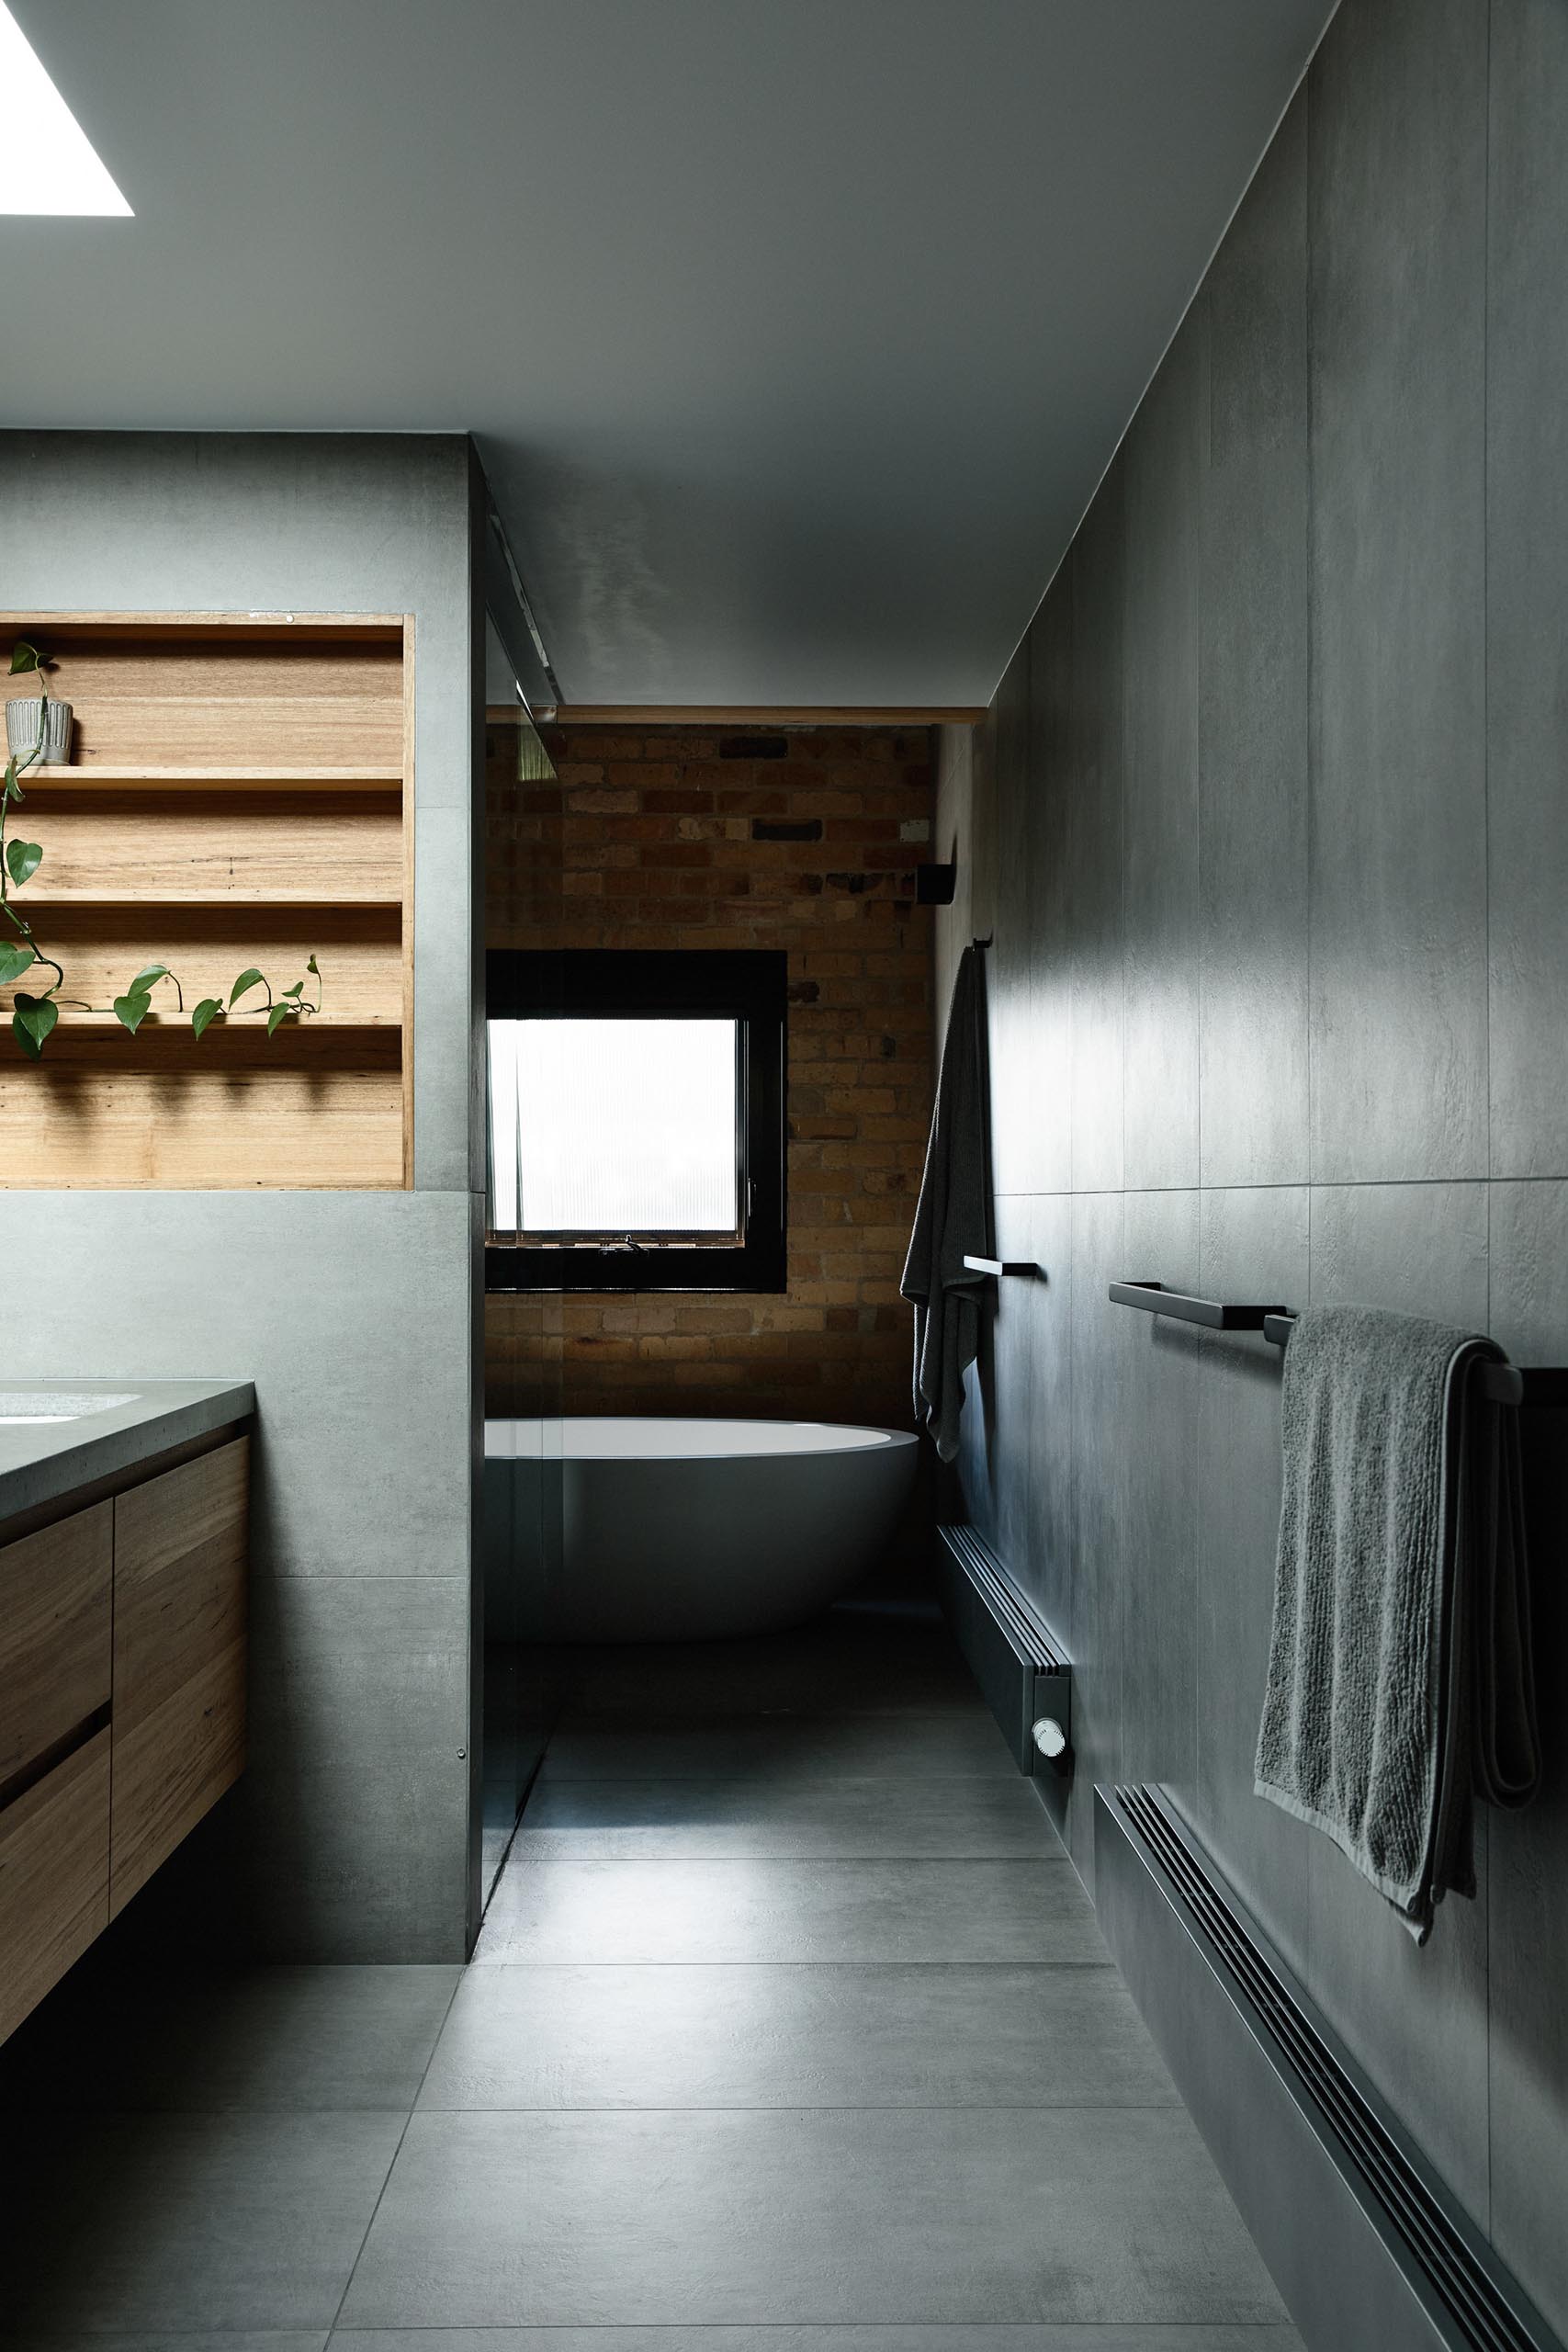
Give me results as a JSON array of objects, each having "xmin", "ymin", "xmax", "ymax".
[
  {"xmin": 23, "ymin": 764, "xmax": 403, "ymax": 790},
  {"xmin": 23, "ymin": 890, "xmax": 402, "ymax": 907},
  {"xmin": 0, "ymin": 612, "xmax": 415, "ymax": 1189}
]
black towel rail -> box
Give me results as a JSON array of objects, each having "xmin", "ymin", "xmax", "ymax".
[
  {"xmin": 1110, "ymin": 1279, "xmax": 1557, "ymax": 1409},
  {"xmin": 965, "ymin": 1255, "xmax": 1043, "ymax": 1280},
  {"xmin": 1108, "ymin": 1279, "xmax": 1284, "ymax": 1331}
]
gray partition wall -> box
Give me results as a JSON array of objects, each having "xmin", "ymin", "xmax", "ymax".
[
  {"xmin": 0, "ymin": 430, "xmax": 488, "ymax": 1962},
  {"xmin": 941, "ymin": 0, "xmax": 1568, "ymax": 2338}
]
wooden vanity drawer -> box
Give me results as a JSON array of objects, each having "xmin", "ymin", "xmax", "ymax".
[
  {"xmin": 0, "ymin": 1728, "xmax": 111, "ymax": 2043},
  {"xmin": 109, "ymin": 1437, "xmax": 249, "ymax": 1917},
  {"xmin": 0, "ymin": 1502, "xmax": 113, "ymax": 1794}
]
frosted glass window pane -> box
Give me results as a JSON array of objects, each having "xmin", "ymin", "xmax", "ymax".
[{"xmin": 488, "ymin": 1017, "xmax": 739, "ymax": 1234}]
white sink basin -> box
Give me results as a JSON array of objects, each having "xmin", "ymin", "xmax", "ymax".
[{"xmin": 0, "ymin": 1389, "xmax": 139, "ymax": 1425}]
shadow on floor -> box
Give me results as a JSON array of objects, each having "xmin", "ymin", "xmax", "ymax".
[{"xmin": 0, "ymin": 1600, "xmax": 1301, "ymax": 2346}]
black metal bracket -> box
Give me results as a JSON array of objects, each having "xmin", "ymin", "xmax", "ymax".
[{"xmin": 965, "ymin": 1255, "xmax": 1044, "ymax": 1280}]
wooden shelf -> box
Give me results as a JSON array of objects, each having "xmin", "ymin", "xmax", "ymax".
[
  {"xmin": 0, "ymin": 610, "xmax": 414, "ymax": 1188},
  {"xmin": 1, "ymin": 1018, "xmax": 401, "ymax": 1072},
  {"xmin": 23, "ymin": 888, "xmax": 401, "ymax": 908},
  {"xmin": 17, "ymin": 1012, "xmax": 397, "ymax": 1033},
  {"xmin": 20, "ymin": 765, "xmax": 402, "ymax": 790},
  {"xmin": 0, "ymin": 614, "xmax": 403, "ymax": 642}
]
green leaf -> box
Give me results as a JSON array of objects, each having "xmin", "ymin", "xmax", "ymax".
[
  {"xmin": 8, "ymin": 641, "xmax": 41, "ymax": 678},
  {"xmin": 129, "ymin": 963, "xmax": 169, "ymax": 991},
  {"xmin": 229, "ymin": 967, "xmax": 265, "ymax": 1008},
  {"xmin": 6, "ymin": 840, "xmax": 42, "ymax": 888},
  {"xmin": 280, "ymin": 980, "xmax": 304, "ymax": 1000},
  {"xmin": 13, "ymin": 992, "xmax": 58, "ymax": 1057},
  {"xmin": 3, "ymin": 756, "xmax": 21, "ymax": 803},
  {"xmin": 265, "ymin": 1002, "xmax": 291, "ymax": 1037},
  {"xmin": 191, "ymin": 997, "xmax": 224, "ymax": 1039},
  {"xmin": 307, "ymin": 954, "xmax": 320, "ymax": 975},
  {"xmin": 113, "ymin": 990, "xmax": 153, "ymax": 1035},
  {"xmin": 0, "ymin": 941, "xmax": 34, "ymax": 986}
]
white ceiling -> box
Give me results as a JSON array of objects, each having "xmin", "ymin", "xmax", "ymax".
[{"xmin": 2, "ymin": 0, "xmax": 1332, "ymax": 707}]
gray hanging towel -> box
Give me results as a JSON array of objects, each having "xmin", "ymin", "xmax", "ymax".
[
  {"xmin": 1255, "ymin": 1305, "xmax": 1540, "ymax": 1944},
  {"xmin": 900, "ymin": 944, "xmax": 993, "ymax": 1462}
]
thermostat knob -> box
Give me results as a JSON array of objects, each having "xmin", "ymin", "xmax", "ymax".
[{"xmin": 1032, "ymin": 1716, "xmax": 1067, "ymax": 1760}]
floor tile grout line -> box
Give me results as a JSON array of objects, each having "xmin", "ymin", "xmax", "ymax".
[
  {"xmin": 390, "ymin": 2099, "xmax": 1193, "ymax": 2120},
  {"xmin": 325, "ymin": 1966, "xmax": 467, "ymax": 2338},
  {"xmin": 0, "ymin": 2324, "xmax": 1299, "ymax": 2346},
  {"xmin": 409, "ymin": 2099, "xmax": 1186, "ymax": 2116},
  {"xmin": 465, "ymin": 1947, "xmax": 1114, "ymax": 1966},
  {"xmin": 545, "ymin": 1708, "xmax": 998, "ymax": 1719},
  {"xmin": 491, "ymin": 1851, "xmax": 1077, "ymax": 1862},
  {"xmin": 496, "ymin": 1839, "xmax": 1071, "ymax": 1849},
  {"xmin": 20, "ymin": 2332, "xmax": 1286, "ymax": 2348},
  {"xmin": 321, "ymin": 2325, "xmax": 1308, "ymax": 2342},
  {"xmin": 541, "ymin": 1728, "xmax": 1004, "ymax": 1739},
  {"xmin": 0, "ymin": 2335, "xmax": 337, "ymax": 2348},
  {"xmin": 448, "ymin": 1957, "xmax": 1121, "ymax": 1969},
  {"xmin": 536, "ymin": 1773, "xmax": 1022, "ymax": 1784}
]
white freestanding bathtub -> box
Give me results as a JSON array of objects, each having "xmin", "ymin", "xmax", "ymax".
[{"xmin": 484, "ymin": 1417, "xmax": 919, "ymax": 1642}]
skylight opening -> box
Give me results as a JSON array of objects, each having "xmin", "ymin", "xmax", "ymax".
[{"xmin": 0, "ymin": 3, "xmax": 131, "ymax": 216}]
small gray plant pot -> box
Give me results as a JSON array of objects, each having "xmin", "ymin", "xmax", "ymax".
[{"xmin": 6, "ymin": 697, "xmax": 73, "ymax": 764}]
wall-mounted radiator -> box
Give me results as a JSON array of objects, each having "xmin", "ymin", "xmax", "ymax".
[
  {"xmin": 1096, "ymin": 1784, "xmax": 1563, "ymax": 2352},
  {"xmin": 935, "ymin": 1522, "xmax": 1072, "ymax": 1828}
]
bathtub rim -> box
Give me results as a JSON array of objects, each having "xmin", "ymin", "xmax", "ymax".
[{"xmin": 482, "ymin": 1415, "xmax": 920, "ymax": 1464}]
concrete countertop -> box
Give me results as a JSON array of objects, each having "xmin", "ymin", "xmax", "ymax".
[{"xmin": 0, "ymin": 1379, "xmax": 255, "ymax": 1527}]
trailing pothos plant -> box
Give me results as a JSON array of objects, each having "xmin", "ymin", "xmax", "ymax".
[{"xmin": 3, "ymin": 639, "xmax": 321, "ymax": 1060}]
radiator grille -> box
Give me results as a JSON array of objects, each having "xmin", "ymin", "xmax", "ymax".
[
  {"xmin": 1118, "ymin": 1786, "xmax": 1550, "ymax": 2352},
  {"xmin": 939, "ymin": 1523, "xmax": 1066, "ymax": 1671}
]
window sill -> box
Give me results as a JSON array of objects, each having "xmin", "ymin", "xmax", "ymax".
[{"xmin": 485, "ymin": 1242, "xmax": 786, "ymax": 1295}]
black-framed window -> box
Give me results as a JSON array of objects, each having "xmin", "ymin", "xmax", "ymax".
[{"xmin": 485, "ymin": 949, "xmax": 787, "ymax": 1292}]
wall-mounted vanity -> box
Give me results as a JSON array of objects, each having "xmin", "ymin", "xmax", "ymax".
[{"xmin": 0, "ymin": 1379, "xmax": 254, "ymax": 2042}]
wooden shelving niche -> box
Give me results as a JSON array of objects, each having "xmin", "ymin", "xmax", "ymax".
[{"xmin": 0, "ymin": 616, "xmax": 413, "ymax": 1188}]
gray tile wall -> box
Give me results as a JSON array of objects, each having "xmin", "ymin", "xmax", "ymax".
[
  {"xmin": 0, "ymin": 432, "xmax": 485, "ymax": 1963},
  {"xmin": 943, "ymin": 1, "xmax": 1568, "ymax": 2333}
]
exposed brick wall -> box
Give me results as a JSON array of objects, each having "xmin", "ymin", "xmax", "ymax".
[{"xmin": 485, "ymin": 720, "xmax": 935, "ymax": 1427}]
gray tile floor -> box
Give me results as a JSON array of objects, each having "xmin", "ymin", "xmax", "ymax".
[{"xmin": 0, "ymin": 1602, "xmax": 1303, "ymax": 2348}]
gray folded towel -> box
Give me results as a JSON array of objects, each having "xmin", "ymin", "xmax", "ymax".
[
  {"xmin": 900, "ymin": 944, "xmax": 993, "ymax": 1462},
  {"xmin": 1255, "ymin": 1305, "xmax": 1540, "ymax": 1944}
]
